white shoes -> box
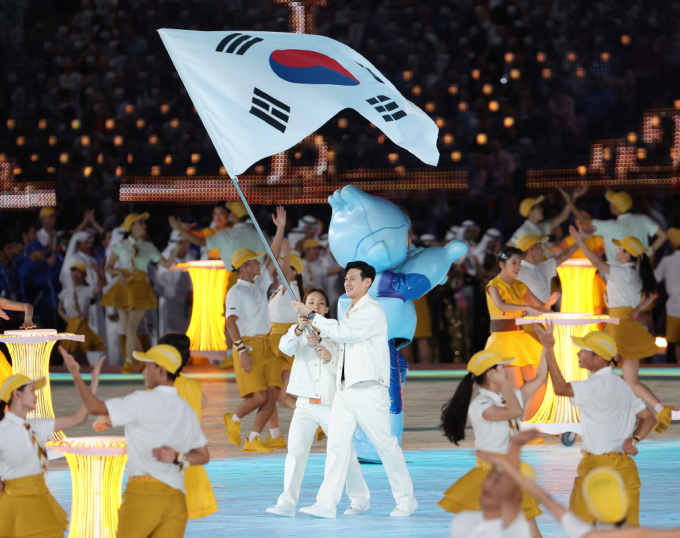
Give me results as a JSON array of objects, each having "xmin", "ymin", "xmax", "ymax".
[
  {"xmin": 266, "ymin": 504, "xmax": 296, "ymax": 517},
  {"xmin": 390, "ymin": 498, "xmax": 418, "ymax": 517},
  {"xmin": 299, "ymin": 503, "xmax": 337, "ymax": 518},
  {"xmin": 344, "ymin": 502, "xmax": 370, "ymax": 516}
]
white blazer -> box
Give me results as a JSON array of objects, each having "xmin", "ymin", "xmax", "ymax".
[
  {"xmin": 279, "ymin": 323, "xmax": 339, "ymax": 405},
  {"xmin": 311, "ymin": 294, "xmax": 390, "ymax": 390}
]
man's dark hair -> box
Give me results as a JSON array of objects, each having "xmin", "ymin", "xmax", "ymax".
[
  {"xmin": 344, "ymin": 261, "xmax": 376, "ymax": 285},
  {"xmin": 159, "ymin": 333, "xmax": 191, "ymax": 369}
]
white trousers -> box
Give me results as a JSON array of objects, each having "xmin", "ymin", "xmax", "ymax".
[
  {"xmin": 278, "ymin": 399, "xmax": 370, "ymax": 508},
  {"xmin": 316, "ymin": 381, "xmax": 415, "ymax": 511}
]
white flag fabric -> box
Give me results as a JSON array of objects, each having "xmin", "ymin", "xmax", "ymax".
[{"xmin": 159, "ymin": 29, "xmax": 440, "ymax": 176}]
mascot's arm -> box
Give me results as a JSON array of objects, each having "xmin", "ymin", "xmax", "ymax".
[{"xmin": 396, "ymin": 240, "xmax": 468, "ymax": 299}]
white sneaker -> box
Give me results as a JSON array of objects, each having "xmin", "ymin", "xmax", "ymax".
[
  {"xmin": 390, "ymin": 498, "xmax": 418, "ymax": 517},
  {"xmin": 266, "ymin": 504, "xmax": 296, "ymax": 517},
  {"xmin": 299, "ymin": 503, "xmax": 336, "ymax": 519},
  {"xmin": 344, "ymin": 502, "xmax": 370, "ymax": 516}
]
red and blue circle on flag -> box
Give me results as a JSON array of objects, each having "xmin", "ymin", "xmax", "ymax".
[{"xmin": 269, "ymin": 49, "xmax": 360, "ymax": 86}]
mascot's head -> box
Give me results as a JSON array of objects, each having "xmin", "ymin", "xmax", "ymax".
[{"xmin": 328, "ymin": 185, "xmax": 409, "ymax": 272}]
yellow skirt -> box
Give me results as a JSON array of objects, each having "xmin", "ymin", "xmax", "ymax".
[
  {"xmin": 569, "ymin": 452, "xmax": 640, "ymax": 526},
  {"xmin": 604, "ymin": 307, "xmax": 660, "ymax": 360},
  {"xmin": 0, "ymin": 474, "xmax": 68, "ymax": 538},
  {"xmin": 101, "ymin": 270, "xmax": 157, "ymax": 311},
  {"xmin": 438, "ymin": 458, "xmax": 542, "ymax": 519},
  {"xmin": 0, "ymin": 350, "xmax": 11, "ymax": 380},
  {"xmin": 185, "ymin": 466, "xmax": 218, "ymax": 520},
  {"xmin": 666, "ymin": 315, "xmax": 680, "ymax": 344},
  {"xmin": 485, "ymin": 330, "xmax": 543, "ymax": 368},
  {"xmin": 412, "ymin": 297, "xmax": 433, "ymax": 339},
  {"xmin": 61, "ymin": 317, "xmax": 106, "ymax": 354},
  {"xmin": 269, "ymin": 322, "xmax": 295, "ymax": 371}
]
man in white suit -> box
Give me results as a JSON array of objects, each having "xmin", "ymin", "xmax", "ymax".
[{"xmin": 291, "ymin": 261, "xmax": 417, "ymax": 518}]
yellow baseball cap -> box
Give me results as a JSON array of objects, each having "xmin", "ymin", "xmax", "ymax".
[
  {"xmin": 582, "ymin": 467, "xmax": 629, "ymax": 524},
  {"xmin": 467, "ymin": 350, "xmax": 514, "ymax": 376},
  {"xmin": 612, "ymin": 236, "xmax": 644, "ymax": 257},
  {"xmin": 668, "ymin": 228, "xmax": 680, "ymax": 249},
  {"xmin": 303, "ymin": 239, "xmax": 321, "ymax": 252},
  {"xmin": 122, "ymin": 212, "xmax": 149, "ymax": 232},
  {"xmin": 605, "ymin": 190, "xmax": 632, "ymax": 214},
  {"xmin": 280, "ymin": 253, "xmax": 303, "ymax": 274},
  {"xmin": 133, "ymin": 344, "xmax": 182, "ymax": 374},
  {"xmin": 39, "ymin": 207, "xmax": 56, "ymax": 219},
  {"xmin": 572, "ymin": 331, "xmax": 617, "ymax": 361},
  {"xmin": 519, "ymin": 196, "xmax": 544, "ymax": 218},
  {"xmin": 517, "ymin": 233, "xmax": 548, "ymax": 252},
  {"xmin": 71, "ymin": 262, "xmax": 87, "ymax": 274},
  {"xmin": 232, "ymin": 248, "xmax": 263, "ymax": 270},
  {"xmin": 1, "ymin": 374, "xmax": 46, "ymax": 402},
  {"xmin": 226, "ymin": 201, "xmax": 248, "ymax": 219}
]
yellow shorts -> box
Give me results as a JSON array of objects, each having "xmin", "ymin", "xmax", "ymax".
[
  {"xmin": 233, "ymin": 335, "xmax": 282, "ymax": 398},
  {"xmin": 269, "ymin": 322, "xmax": 295, "ymax": 371},
  {"xmin": 185, "ymin": 466, "xmax": 218, "ymax": 520},
  {"xmin": 101, "ymin": 270, "xmax": 157, "ymax": 311},
  {"xmin": 666, "ymin": 315, "xmax": 680, "ymax": 344},
  {"xmin": 117, "ymin": 479, "xmax": 188, "ymax": 538},
  {"xmin": 604, "ymin": 307, "xmax": 660, "ymax": 360},
  {"xmin": 569, "ymin": 452, "xmax": 640, "ymax": 526},
  {"xmin": 62, "ymin": 317, "xmax": 106, "ymax": 354},
  {"xmin": 413, "ymin": 296, "xmax": 433, "ymax": 339},
  {"xmin": 438, "ymin": 458, "xmax": 542, "ymax": 519},
  {"xmin": 485, "ymin": 330, "xmax": 543, "ymax": 368},
  {"xmin": 0, "ymin": 474, "xmax": 67, "ymax": 538}
]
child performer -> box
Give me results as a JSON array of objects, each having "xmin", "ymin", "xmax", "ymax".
[
  {"xmin": 0, "ymin": 359, "xmax": 102, "ymax": 538},
  {"xmin": 439, "ymin": 323, "xmax": 552, "ymax": 538},
  {"xmin": 568, "ymin": 227, "xmax": 674, "ymax": 433},
  {"xmin": 266, "ymin": 288, "xmax": 370, "ymax": 517},
  {"xmin": 265, "ymin": 240, "xmax": 303, "ymax": 449},
  {"xmin": 58, "ymin": 262, "xmax": 105, "ymax": 364},
  {"xmin": 101, "ymin": 213, "xmax": 184, "ymax": 373},
  {"xmin": 485, "ymin": 246, "xmax": 554, "ymax": 388}
]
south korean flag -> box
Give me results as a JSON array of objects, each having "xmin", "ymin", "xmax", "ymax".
[{"xmin": 159, "ymin": 29, "xmax": 440, "ymax": 177}]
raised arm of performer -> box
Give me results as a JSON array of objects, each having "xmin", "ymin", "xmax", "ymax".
[
  {"xmin": 0, "ymin": 297, "xmax": 34, "ymax": 328},
  {"xmin": 487, "ymin": 286, "xmax": 551, "ymax": 316},
  {"xmin": 169, "ymin": 216, "xmax": 207, "ymax": 247},
  {"xmin": 264, "ymin": 206, "xmax": 287, "ymax": 280}
]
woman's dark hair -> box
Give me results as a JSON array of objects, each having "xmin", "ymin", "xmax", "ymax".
[
  {"xmin": 214, "ymin": 201, "xmax": 229, "ymax": 212},
  {"xmin": 344, "ymin": 261, "xmax": 376, "ymax": 284},
  {"xmin": 0, "ymin": 385, "xmax": 27, "ymax": 421},
  {"xmin": 632, "ymin": 253, "xmax": 656, "ymax": 296},
  {"xmin": 440, "ymin": 370, "xmax": 490, "ymax": 445},
  {"xmin": 497, "ymin": 246, "xmax": 523, "ymax": 268},
  {"xmin": 302, "ymin": 288, "xmax": 332, "ymax": 318},
  {"xmin": 158, "ymin": 333, "xmax": 191, "ymax": 380},
  {"xmin": 122, "ymin": 231, "xmax": 130, "ymax": 240}
]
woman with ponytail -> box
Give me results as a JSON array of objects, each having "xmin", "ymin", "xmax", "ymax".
[
  {"xmin": 439, "ymin": 329, "xmax": 551, "ymax": 538},
  {"xmin": 569, "ymin": 227, "xmax": 674, "ymax": 433}
]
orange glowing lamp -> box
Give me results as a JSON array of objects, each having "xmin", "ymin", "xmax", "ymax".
[{"xmin": 47, "ymin": 437, "xmax": 127, "ymax": 538}]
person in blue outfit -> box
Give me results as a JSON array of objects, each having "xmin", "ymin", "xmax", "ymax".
[
  {"xmin": 17, "ymin": 240, "xmax": 60, "ymax": 328},
  {"xmin": 327, "ymin": 185, "xmax": 468, "ymax": 462}
]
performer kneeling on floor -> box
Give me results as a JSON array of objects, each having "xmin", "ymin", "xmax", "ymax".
[
  {"xmin": 62, "ymin": 344, "xmax": 210, "ymax": 538},
  {"xmin": 267, "ymin": 287, "xmax": 370, "ymax": 518}
]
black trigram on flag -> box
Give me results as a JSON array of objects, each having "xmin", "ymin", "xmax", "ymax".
[
  {"xmin": 216, "ymin": 33, "xmax": 264, "ymax": 55},
  {"xmin": 355, "ymin": 62, "xmax": 384, "ymax": 84},
  {"xmin": 367, "ymin": 95, "xmax": 407, "ymax": 122},
  {"xmin": 249, "ymin": 88, "xmax": 290, "ymax": 133}
]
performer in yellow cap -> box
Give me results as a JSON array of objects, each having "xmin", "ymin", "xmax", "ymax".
[
  {"xmin": 440, "ymin": 325, "xmax": 552, "ymax": 538},
  {"xmin": 265, "ymin": 241, "xmax": 303, "ymax": 450},
  {"xmin": 484, "ymin": 246, "xmax": 554, "ymax": 389},
  {"xmin": 223, "ymin": 207, "xmax": 287, "ymax": 452},
  {"xmin": 0, "ymin": 360, "xmax": 102, "ymax": 538},
  {"xmin": 568, "ymin": 227, "xmax": 675, "ymax": 432},
  {"xmin": 57, "ymin": 263, "xmax": 105, "ymax": 364},
  {"xmin": 179, "ymin": 201, "xmax": 237, "ymax": 259},
  {"xmin": 102, "ymin": 213, "xmax": 185, "ymax": 373},
  {"xmin": 543, "ymin": 329, "xmax": 655, "ymax": 526},
  {"xmin": 559, "ymin": 187, "xmax": 668, "ymax": 264},
  {"xmin": 62, "ymin": 344, "xmax": 210, "ymax": 538},
  {"xmin": 655, "ymin": 228, "xmax": 680, "ymax": 364}
]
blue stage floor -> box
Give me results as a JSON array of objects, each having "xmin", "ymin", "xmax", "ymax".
[{"xmin": 46, "ymin": 440, "xmax": 680, "ymax": 537}]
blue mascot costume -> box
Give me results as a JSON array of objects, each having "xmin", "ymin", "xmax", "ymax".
[{"xmin": 328, "ymin": 185, "xmax": 468, "ymax": 463}]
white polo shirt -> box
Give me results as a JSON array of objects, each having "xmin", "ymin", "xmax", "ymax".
[
  {"xmin": 509, "ymin": 220, "xmax": 551, "ymax": 257},
  {"xmin": 225, "ymin": 270, "xmax": 273, "ymax": 337},
  {"xmin": 106, "ymin": 385, "xmax": 207, "ymax": 492},
  {"xmin": 0, "ymin": 412, "xmax": 54, "ymax": 480},
  {"xmin": 58, "ymin": 284, "xmax": 94, "ymax": 318},
  {"xmin": 112, "ymin": 237, "xmax": 161, "ymax": 273},
  {"xmin": 560, "ymin": 511, "xmax": 595, "ymax": 538},
  {"xmin": 654, "ymin": 251, "xmax": 680, "ymax": 317},
  {"xmin": 450, "ymin": 511, "xmax": 531, "ymax": 538},
  {"xmin": 592, "ymin": 213, "xmax": 659, "ymax": 264},
  {"xmin": 570, "ymin": 366, "xmax": 645, "ymax": 455},
  {"xmin": 606, "ymin": 262, "xmax": 642, "ymax": 308},
  {"xmin": 268, "ymin": 282, "xmax": 300, "ymax": 324},
  {"xmin": 205, "ymin": 223, "xmax": 265, "ymax": 269},
  {"xmin": 517, "ymin": 258, "xmax": 557, "ymax": 303},
  {"xmin": 468, "ymin": 388, "xmax": 524, "ymax": 454}
]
